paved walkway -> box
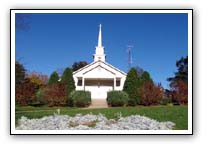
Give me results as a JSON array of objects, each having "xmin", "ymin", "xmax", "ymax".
[{"xmin": 88, "ymin": 99, "xmax": 108, "ymax": 109}]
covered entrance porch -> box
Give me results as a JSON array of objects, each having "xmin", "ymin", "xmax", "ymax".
[{"xmin": 76, "ymin": 77, "xmax": 121, "ymax": 99}]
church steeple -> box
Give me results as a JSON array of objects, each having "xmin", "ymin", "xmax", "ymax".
[
  {"xmin": 94, "ymin": 24, "xmax": 106, "ymax": 62},
  {"xmin": 98, "ymin": 24, "xmax": 102, "ymax": 47}
]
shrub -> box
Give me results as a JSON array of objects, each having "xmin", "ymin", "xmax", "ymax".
[
  {"xmin": 160, "ymin": 96, "xmax": 171, "ymax": 105},
  {"xmin": 32, "ymin": 87, "xmax": 46, "ymax": 106},
  {"xmin": 127, "ymin": 98, "xmax": 137, "ymax": 106},
  {"xmin": 138, "ymin": 82, "xmax": 163, "ymax": 106},
  {"xmin": 15, "ymin": 79, "xmax": 37, "ymax": 106},
  {"xmin": 107, "ymin": 91, "xmax": 129, "ymax": 107},
  {"xmin": 43, "ymin": 83, "xmax": 68, "ymax": 106},
  {"xmin": 69, "ymin": 91, "xmax": 91, "ymax": 107}
]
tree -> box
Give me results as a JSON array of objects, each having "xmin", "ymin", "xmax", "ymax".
[
  {"xmin": 72, "ymin": 61, "xmax": 88, "ymax": 72},
  {"xmin": 26, "ymin": 71, "xmax": 48, "ymax": 88},
  {"xmin": 167, "ymin": 56, "xmax": 188, "ymax": 83},
  {"xmin": 15, "ymin": 78, "xmax": 37, "ymax": 106},
  {"xmin": 15, "ymin": 61, "xmax": 26, "ymax": 85},
  {"xmin": 170, "ymin": 80, "xmax": 188, "ymax": 104},
  {"xmin": 123, "ymin": 68, "xmax": 140, "ymax": 104},
  {"xmin": 167, "ymin": 56, "xmax": 188, "ymax": 104},
  {"xmin": 43, "ymin": 83, "xmax": 68, "ymax": 106},
  {"xmin": 61, "ymin": 67, "xmax": 75, "ymax": 94},
  {"xmin": 138, "ymin": 81, "xmax": 164, "ymax": 106},
  {"xmin": 48, "ymin": 71, "xmax": 59, "ymax": 85},
  {"xmin": 139, "ymin": 71, "xmax": 153, "ymax": 85}
]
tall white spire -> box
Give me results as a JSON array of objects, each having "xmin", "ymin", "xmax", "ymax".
[
  {"xmin": 94, "ymin": 24, "xmax": 106, "ymax": 62},
  {"xmin": 98, "ymin": 24, "xmax": 102, "ymax": 47}
]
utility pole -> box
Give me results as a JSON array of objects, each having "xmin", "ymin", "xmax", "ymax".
[{"xmin": 127, "ymin": 45, "xmax": 133, "ymax": 70}]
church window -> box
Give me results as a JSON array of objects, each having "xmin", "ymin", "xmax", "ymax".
[
  {"xmin": 116, "ymin": 80, "xmax": 121, "ymax": 86},
  {"xmin": 77, "ymin": 79, "xmax": 82, "ymax": 86}
]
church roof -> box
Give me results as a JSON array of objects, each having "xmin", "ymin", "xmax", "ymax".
[{"xmin": 73, "ymin": 60, "xmax": 127, "ymax": 76}]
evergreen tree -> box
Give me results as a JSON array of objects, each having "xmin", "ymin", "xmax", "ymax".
[
  {"xmin": 123, "ymin": 68, "xmax": 140, "ymax": 104},
  {"xmin": 167, "ymin": 56, "xmax": 188, "ymax": 83},
  {"xmin": 72, "ymin": 61, "xmax": 88, "ymax": 72},
  {"xmin": 139, "ymin": 71, "xmax": 153, "ymax": 86},
  {"xmin": 48, "ymin": 71, "xmax": 59, "ymax": 85},
  {"xmin": 61, "ymin": 67, "xmax": 75, "ymax": 94}
]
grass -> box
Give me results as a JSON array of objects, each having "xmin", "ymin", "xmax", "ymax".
[{"xmin": 15, "ymin": 105, "xmax": 188, "ymax": 130}]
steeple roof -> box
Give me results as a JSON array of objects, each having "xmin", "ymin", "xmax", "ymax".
[{"xmin": 94, "ymin": 24, "xmax": 106, "ymax": 62}]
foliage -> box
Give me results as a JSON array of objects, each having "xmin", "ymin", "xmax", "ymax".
[
  {"xmin": 127, "ymin": 98, "xmax": 137, "ymax": 106},
  {"xmin": 138, "ymin": 81, "xmax": 164, "ymax": 106},
  {"xmin": 160, "ymin": 96, "xmax": 172, "ymax": 105},
  {"xmin": 15, "ymin": 61, "xmax": 26, "ymax": 85},
  {"xmin": 123, "ymin": 68, "xmax": 140, "ymax": 104},
  {"xmin": 139, "ymin": 71, "xmax": 153, "ymax": 85},
  {"xmin": 61, "ymin": 67, "xmax": 75, "ymax": 94},
  {"xmin": 35, "ymin": 88, "xmax": 46, "ymax": 105},
  {"xmin": 107, "ymin": 91, "xmax": 129, "ymax": 107},
  {"xmin": 16, "ymin": 106, "xmax": 188, "ymax": 130},
  {"xmin": 15, "ymin": 79, "xmax": 37, "ymax": 106},
  {"xmin": 43, "ymin": 83, "xmax": 68, "ymax": 106},
  {"xmin": 48, "ymin": 71, "xmax": 59, "ymax": 85},
  {"xmin": 167, "ymin": 56, "xmax": 188, "ymax": 105},
  {"xmin": 167, "ymin": 56, "xmax": 188, "ymax": 83},
  {"xmin": 26, "ymin": 71, "xmax": 48, "ymax": 88},
  {"xmin": 69, "ymin": 91, "xmax": 91, "ymax": 107},
  {"xmin": 170, "ymin": 80, "xmax": 188, "ymax": 105},
  {"xmin": 72, "ymin": 61, "xmax": 88, "ymax": 72}
]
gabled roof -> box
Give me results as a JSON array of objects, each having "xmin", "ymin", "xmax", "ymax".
[{"xmin": 73, "ymin": 60, "xmax": 127, "ymax": 76}]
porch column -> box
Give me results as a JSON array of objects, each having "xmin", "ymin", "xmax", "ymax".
[
  {"xmin": 82, "ymin": 77, "xmax": 85, "ymax": 90},
  {"xmin": 113, "ymin": 77, "xmax": 116, "ymax": 90}
]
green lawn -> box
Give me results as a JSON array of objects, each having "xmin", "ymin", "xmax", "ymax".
[{"xmin": 15, "ymin": 105, "xmax": 188, "ymax": 130}]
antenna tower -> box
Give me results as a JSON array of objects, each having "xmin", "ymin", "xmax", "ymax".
[{"xmin": 127, "ymin": 45, "xmax": 133, "ymax": 69}]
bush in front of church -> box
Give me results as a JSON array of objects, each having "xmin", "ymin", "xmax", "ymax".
[
  {"xmin": 68, "ymin": 91, "xmax": 91, "ymax": 107},
  {"xmin": 107, "ymin": 91, "xmax": 129, "ymax": 107},
  {"xmin": 42, "ymin": 82, "xmax": 68, "ymax": 106}
]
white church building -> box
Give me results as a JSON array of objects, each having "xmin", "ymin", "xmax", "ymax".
[{"xmin": 73, "ymin": 24, "xmax": 127, "ymax": 99}]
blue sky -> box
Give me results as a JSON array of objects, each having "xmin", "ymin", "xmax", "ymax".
[{"xmin": 15, "ymin": 12, "xmax": 188, "ymax": 89}]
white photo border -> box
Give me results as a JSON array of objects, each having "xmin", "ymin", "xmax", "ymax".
[{"xmin": 10, "ymin": 9, "xmax": 193, "ymax": 135}]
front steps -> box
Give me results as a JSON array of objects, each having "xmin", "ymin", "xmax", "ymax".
[{"xmin": 88, "ymin": 99, "xmax": 108, "ymax": 108}]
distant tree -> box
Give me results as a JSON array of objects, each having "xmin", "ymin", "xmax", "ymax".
[
  {"xmin": 123, "ymin": 68, "xmax": 140, "ymax": 104},
  {"xmin": 170, "ymin": 80, "xmax": 188, "ymax": 105},
  {"xmin": 167, "ymin": 56, "xmax": 188, "ymax": 104},
  {"xmin": 138, "ymin": 81, "xmax": 164, "ymax": 106},
  {"xmin": 15, "ymin": 61, "xmax": 26, "ymax": 85},
  {"xmin": 72, "ymin": 61, "xmax": 88, "ymax": 72},
  {"xmin": 15, "ymin": 78, "xmax": 37, "ymax": 106},
  {"xmin": 61, "ymin": 67, "xmax": 75, "ymax": 94},
  {"xmin": 167, "ymin": 56, "xmax": 188, "ymax": 83},
  {"xmin": 26, "ymin": 71, "xmax": 48, "ymax": 88},
  {"xmin": 48, "ymin": 71, "xmax": 59, "ymax": 85}
]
